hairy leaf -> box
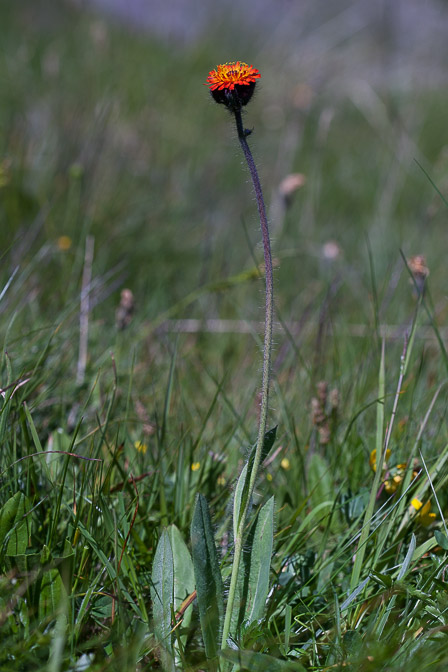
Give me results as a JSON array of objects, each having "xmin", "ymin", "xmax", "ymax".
[
  {"xmin": 0, "ymin": 492, "xmax": 31, "ymax": 558},
  {"xmin": 151, "ymin": 529, "xmax": 175, "ymax": 672},
  {"xmin": 168, "ymin": 524, "xmax": 195, "ymax": 653},
  {"xmin": 233, "ymin": 426, "xmax": 277, "ymax": 543},
  {"xmin": 221, "ymin": 647, "xmax": 306, "ymax": 671},
  {"xmin": 39, "ymin": 568, "xmax": 66, "ymax": 624},
  {"xmin": 191, "ymin": 494, "xmax": 224, "ymax": 665},
  {"xmin": 231, "ymin": 496, "xmax": 274, "ymax": 636}
]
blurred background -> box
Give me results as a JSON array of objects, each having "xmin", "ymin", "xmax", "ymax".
[
  {"xmin": 2, "ymin": 5, "xmax": 448, "ymax": 665},
  {"xmin": 1, "ymin": 0, "xmax": 448, "ymax": 412}
]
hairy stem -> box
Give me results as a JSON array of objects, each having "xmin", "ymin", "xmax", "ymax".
[{"xmin": 221, "ymin": 108, "xmax": 274, "ymax": 649}]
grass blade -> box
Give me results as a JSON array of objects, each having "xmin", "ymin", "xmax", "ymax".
[
  {"xmin": 350, "ymin": 340, "xmax": 385, "ymax": 592},
  {"xmin": 396, "ymin": 533, "xmax": 416, "ymax": 581}
]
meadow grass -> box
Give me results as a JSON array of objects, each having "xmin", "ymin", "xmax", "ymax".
[{"xmin": 1, "ymin": 2, "xmax": 448, "ymax": 670}]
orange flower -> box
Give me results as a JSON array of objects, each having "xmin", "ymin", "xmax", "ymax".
[
  {"xmin": 205, "ymin": 61, "xmax": 260, "ymax": 109},
  {"xmin": 206, "ymin": 61, "xmax": 260, "ymax": 91}
]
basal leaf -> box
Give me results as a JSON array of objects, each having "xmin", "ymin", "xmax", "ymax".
[
  {"xmin": 0, "ymin": 492, "xmax": 32, "ymax": 558},
  {"xmin": 230, "ymin": 496, "xmax": 274, "ymax": 637},
  {"xmin": 191, "ymin": 494, "xmax": 224, "ymax": 665},
  {"xmin": 38, "ymin": 568, "xmax": 66, "ymax": 624},
  {"xmin": 151, "ymin": 529, "xmax": 175, "ymax": 672},
  {"xmin": 221, "ymin": 647, "xmax": 306, "ymax": 671},
  {"xmin": 168, "ymin": 523, "xmax": 195, "ymax": 657},
  {"xmin": 434, "ymin": 530, "xmax": 448, "ymax": 551},
  {"xmin": 244, "ymin": 495, "xmax": 274, "ymax": 625}
]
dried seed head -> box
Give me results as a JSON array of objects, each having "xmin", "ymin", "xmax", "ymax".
[
  {"xmin": 116, "ymin": 288, "xmax": 135, "ymax": 330},
  {"xmin": 318, "ymin": 424, "xmax": 331, "ymax": 445},
  {"xmin": 311, "ymin": 397, "xmax": 325, "ymax": 427},
  {"xmin": 408, "ymin": 255, "xmax": 429, "ymax": 296},
  {"xmin": 278, "ymin": 173, "xmax": 306, "ymax": 207},
  {"xmin": 329, "ymin": 388, "xmax": 339, "ymax": 411},
  {"xmin": 317, "ymin": 381, "xmax": 328, "ymax": 406}
]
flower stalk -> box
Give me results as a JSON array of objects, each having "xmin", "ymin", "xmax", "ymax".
[{"xmin": 204, "ymin": 60, "xmax": 274, "ymax": 651}]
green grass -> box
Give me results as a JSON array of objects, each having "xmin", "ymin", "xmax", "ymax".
[{"xmin": 1, "ymin": 1, "xmax": 448, "ymax": 670}]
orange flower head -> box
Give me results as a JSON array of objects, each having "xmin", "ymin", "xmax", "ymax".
[{"xmin": 205, "ymin": 61, "xmax": 261, "ymax": 109}]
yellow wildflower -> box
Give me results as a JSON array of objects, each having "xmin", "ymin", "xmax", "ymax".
[
  {"xmin": 369, "ymin": 448, "xmax": 391, "ymax": 472},
  {"xmin": 384, "ymin": 463, "xmax": 408, "ymax": 494},
  {"xmin": 134, "ymin": 440, "xmax": 147, "ymax": 454},
  {"xmin": 411, "ymin": 498, "xmax": 436, "ymax": 526},
  {"xmin": 57, "ymin": 235, "xmax": 72, "ymax": 251}
]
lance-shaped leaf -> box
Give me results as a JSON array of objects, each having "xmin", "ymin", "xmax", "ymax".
[
  {"xmin": 168, "ymin": 524, "xmax": 195, "ymax": 657},
  {"xmin": 230, "ymin": 496, "xmax": 274, "ymax": 636},
  {"xmin": 191, "ymin": 494, "xmax": 224, "ymax": 664},
  {"xmin": 244, "ymin": 495, "xmax": 274, "ymax": 624},
  {"xmin": 233, "ymin": 426, "xmax": 277, "ymax": 543},
  {"xmin": 39, "ymin": 568, "xmax": 66, "ymax": 624},
  {"xmin": 221, "ymin": 647, "xmax": 306, "ymax": 671},
  {"xmin": 0, "ymin": 492, "xmax": 32, "ymax": 558},
  {"xmin": 151, "ymin": 529, "xmax": 175, "ymax": 672}
]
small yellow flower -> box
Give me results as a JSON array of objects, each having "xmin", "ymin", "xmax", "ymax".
[
  {"xmin": 57, "ymin": 235, "xmax": 72, "ymax": 251},
  {"xmin": 217, "ymin": 475, "xmax": 226, "ymax": 486},
  {"xmin": 134, "ymin": 440, "xmax": 147, "ymax": 454},
  {"xmin": 411, "ymin": 497, "xmax": 423, "ymax": 511},
  {"xmin": 384, "ymin": 463, "xmax": 408, "ymax": 494},
  {"xmin": 266, "ymin": 473, "xmax": 273, "ymax": 482},
  {"xmin": 369, "ymin": 448, "xmax": 391, "ymax": 472},
  {"xmin": 191, "ymin": 462, "xmax": 201, "ymax": 472},
  {"xmin": 384, "ymin": 474, "xmax": 403, "ymax": 494},
  {"xmin": 280, "ymin": 457, "xmax": 291, "ymax": 470},
  {"xmin": 411, "ymin": 498, "xmax": 436, "ymax": 526}
]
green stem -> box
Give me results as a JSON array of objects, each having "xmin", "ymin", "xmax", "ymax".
[{"xmin": 221, "ymin": 108, "xmax": 274, "ymax": 649}]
